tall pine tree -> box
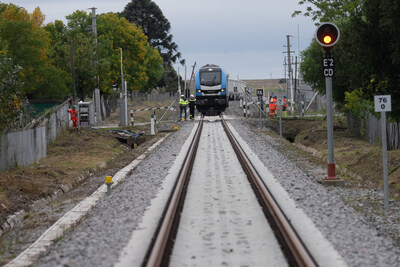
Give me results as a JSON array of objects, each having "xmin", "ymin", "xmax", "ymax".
[{"xmin": 123, "ymin": 0, "xmax": 183, "ymax": 66}]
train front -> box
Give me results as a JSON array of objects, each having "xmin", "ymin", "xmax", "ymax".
[{"xmin": 195, "ymin": 64, "xmax": 228, "ymax": 116}]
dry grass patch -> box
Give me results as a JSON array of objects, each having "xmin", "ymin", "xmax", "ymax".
[{"xmin": 0, "ymin": 128, "xmax": 125, "ymax": 226}]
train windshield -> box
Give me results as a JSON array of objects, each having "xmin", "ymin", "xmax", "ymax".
[{"xmin": 200, "ymin": 71, "xmax": 221, "ymax": 86}]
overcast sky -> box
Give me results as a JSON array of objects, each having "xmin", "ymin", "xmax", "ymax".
[{"xmin": 3, "ymin": 0, "xmax": 317, "ymax": 79}]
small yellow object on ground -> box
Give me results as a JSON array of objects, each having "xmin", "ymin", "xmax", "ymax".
[{"xmin": 105, "ymin": 176, "xmax": 114, "ymax": 184}]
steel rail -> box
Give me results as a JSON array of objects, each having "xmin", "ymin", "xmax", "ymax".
[
  {"xmin": 220, "ymin": 115, "xmax": 317, "ymax": 267},
  {"xmin": 143, "ymin": 116, "xmax": 204, "ymax": 267}
]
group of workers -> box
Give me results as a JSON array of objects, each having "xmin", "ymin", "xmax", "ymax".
[
  {"xmin": 68, "ymin": 92, "xmax": 286, "ymax": 127},
  {"xmin": 268, "ymin": 94, "xmax": 287, "ymax": 117},
  {"xmin": 179, "ymin": 94, "xmax": 196, "ymax": 121},
  {"xmin": 67, "ymin": 94, "xmax": 197, "ymax": 129}
]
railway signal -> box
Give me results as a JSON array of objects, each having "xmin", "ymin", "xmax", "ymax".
[
  {"xmin": 315, "ymin": 22, "xmax": 340, "ymax": 50},
  {"xmin": 315, "ymin": 22, "xmax": 343, "ymax": 185}
]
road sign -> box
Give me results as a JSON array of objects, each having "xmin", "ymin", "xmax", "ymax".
[
  {"xmin": 256, "ymin": 89, "xmax": 263, "ymax": 96},
  {"xmin": 323, "ymin": 57, "xmax": 334, "ymax": 77},
  {"xmin": 374, "ymin": 95, "xmax": 391, "ymax": 112}
]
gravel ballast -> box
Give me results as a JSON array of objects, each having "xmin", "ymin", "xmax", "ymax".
[
  {"xmin": 31, "ymin": 116, "xmax": 400, "ymax": 266},
  {"xmin": 228, "ymin": 117, "xmax": 400, "ymax": 266},
  {"xmin": 35, "ymin": 122, "xmax": 196, "ymax": 267}
]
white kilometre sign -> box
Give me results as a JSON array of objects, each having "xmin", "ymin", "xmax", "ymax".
[
  {"xmin": 374, "ymin": 95, "xmax": 391, "ymax": 112},
  {"xmin": 374, "ymin": 94, "xmax": 391, "ymax": 213}
]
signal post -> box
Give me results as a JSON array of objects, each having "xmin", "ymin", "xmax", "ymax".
[{"xmin": 316, "ymin": 22, "xmax": 344, "ymax": 185}]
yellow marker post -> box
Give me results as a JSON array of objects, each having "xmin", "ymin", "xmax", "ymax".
[{"xmin": 105, "ymin": 176, "xmax": 114, "ymax": 196}]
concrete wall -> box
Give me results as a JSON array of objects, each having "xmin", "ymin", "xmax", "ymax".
[{"xmin": 0, "ymin": 98, "xmax": 70, "ymax": 170}]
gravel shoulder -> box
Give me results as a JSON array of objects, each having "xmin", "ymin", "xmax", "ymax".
[{"xmin": 228, "ymin": 117, "xmax": 400, "ymax": 266}]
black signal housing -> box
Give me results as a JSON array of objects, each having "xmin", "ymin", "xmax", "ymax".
[{"xmin": 315, "ymin": 22, "xmax": 340, "ymax": 51}]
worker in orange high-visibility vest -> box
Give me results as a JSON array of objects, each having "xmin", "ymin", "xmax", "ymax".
[
  {"xmin": 282, "ymin": 95, "xmax": 288, "ymax": 117},
  {"xmin": 269, "ymin": 94, "xmax": 277, "ymax": 116},
  {"xmin": 68, "ymin": 105, "xmax": 78, "ymax": 127}
]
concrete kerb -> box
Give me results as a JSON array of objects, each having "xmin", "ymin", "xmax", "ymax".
[{"xmin": 5, "ymin": 133, "xmax": 171, "ymax": 267}]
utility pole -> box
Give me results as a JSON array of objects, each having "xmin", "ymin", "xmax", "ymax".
[
  {"xmin": 90, "ymin": 7, "xmax": 97, "ymax": 44},
  {"xmin": 120, "ymin": 48, "xmax": 127, "ymax": 126},
  {"xmin": 295, "ymin": 56, "xmax": 303, "ymax": 117},
  {"xmin": 177, "ymin": 67, "xmax": 181, "ymax": 122},
  {"xmin": 70, "ymin": 39, "xmax": 76, "ymax": 102},
  {"xmin": 297, "ymin": 24, "xmax": 301, "ymax": 62},
  {"xmin": 186, "ymin": 62, "xmax": 197, "ymax": 97},
  {"xmin": 90, "ymin": 7, "xmax": 99, "ymax": 86},
  {"xmin": 184, "ymin": 64, "xmax": 187, "ymax": 91},
  {"xmin": 90, "ymin": 7, "xmax": 102, "ymax": 125},
  {"xmin": 283, "ymin": 57, "xmax": 288, "ymax": 97},
  {"xmin": 286, "ymin": 35, "xmax": 294, "ymax": 113}
]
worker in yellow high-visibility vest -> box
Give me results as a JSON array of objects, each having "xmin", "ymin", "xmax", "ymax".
[{"xmin": 179, "ymin": 95, "xmax": 188, "ymax": 121}]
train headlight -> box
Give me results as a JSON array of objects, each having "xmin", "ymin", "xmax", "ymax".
[
  {"xmin": 196, "ymin": 89, "xmax": 201, "ymax": 93},
  {"xmin": 221, "ymin": 89, "xmax": 226, "ymax": 92}
]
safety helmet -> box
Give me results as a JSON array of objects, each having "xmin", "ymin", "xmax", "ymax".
[
  {"xmin": 283, "ymin": 95, "xmax": 287, "ymax": 98},
  {"xmin": 181, "ymin": 94, "xmax": 184, "ymax": 97},
  {"xmin": 72, "ymin": 105, "xmax": 76, "ymax": 108},
  {"xmin": 190, "ymin": 94, "xmax": 194, "ymax": 97}
]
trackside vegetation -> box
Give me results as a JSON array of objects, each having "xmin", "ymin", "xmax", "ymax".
[
  {"xmin": 294, "ymin": 0, "xmax": 400, "ymax": 122},
  {"xmin": 0, "ymin": 3, "xmax": 164, "ymax": 130}
]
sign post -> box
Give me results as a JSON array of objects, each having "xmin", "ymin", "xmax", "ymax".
[
  {"xmin": 257, "ymin": 89, "xmax": 264, "ymax": 130},
  {"xmin": 315, "ymin": 22, "xmax": 343, "ymax": 185},
  {"xmin": 374, "ymin": 95, "xmax": 391, "ymax": 213},
  {"xmin": 277, "ymin": 98, "xmax": 283, "ymax": 145}
]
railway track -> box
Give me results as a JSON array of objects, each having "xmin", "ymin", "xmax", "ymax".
[{"xmin": 143, "ymin": 115, "xmax": 317, "ymax": 267}]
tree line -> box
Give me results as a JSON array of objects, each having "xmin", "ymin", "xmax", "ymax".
[
  {"xmin": 0, "ymin": 0, "xmax": 182, "ymax": 130},
  {"xmin": 295, "ymin": 0, "xmax": 400, "ymax": 121}
]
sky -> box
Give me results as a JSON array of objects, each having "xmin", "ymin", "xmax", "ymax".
[{"xmin": 2, "ymin": 0, "xmax": 317, "ymax": 79}]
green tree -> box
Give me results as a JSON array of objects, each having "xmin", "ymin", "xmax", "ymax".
[
  {"xmin": 0, "ymin": 55, "xmax": 24, "ymax": 129},
  {"xmin": 300, "ymin": 39, "xmax": 324, "ymax": 93},
  {"xmin": 123, "ymin": 0, "xmax": 183, "ymax": 66},
  {"xmin": 292, "ymin": 0, "xmax": 362, "ymax": 22},
  {"xmin": 0, "ymin": 3, "xmax": 69, "ymax": 128},
  {"xmin": 96, "ymin": 12, "xmax": 163, "ymax": 93},
  {"xmin": 297, "ymin": 0, "xmax": 400, "ymax": 120},
  {"xmin": 64, "ymin": 10, "xmax": 97, "ymax": 99}
]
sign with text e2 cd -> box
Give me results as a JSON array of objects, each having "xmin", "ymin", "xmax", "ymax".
[
  {"xmin": 323, "ymin": 57, "xmax": 334, "ymax": 77},
  {"xmin": 374, "ymin": 95, "xmax": 391, "ymax": 112}
]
